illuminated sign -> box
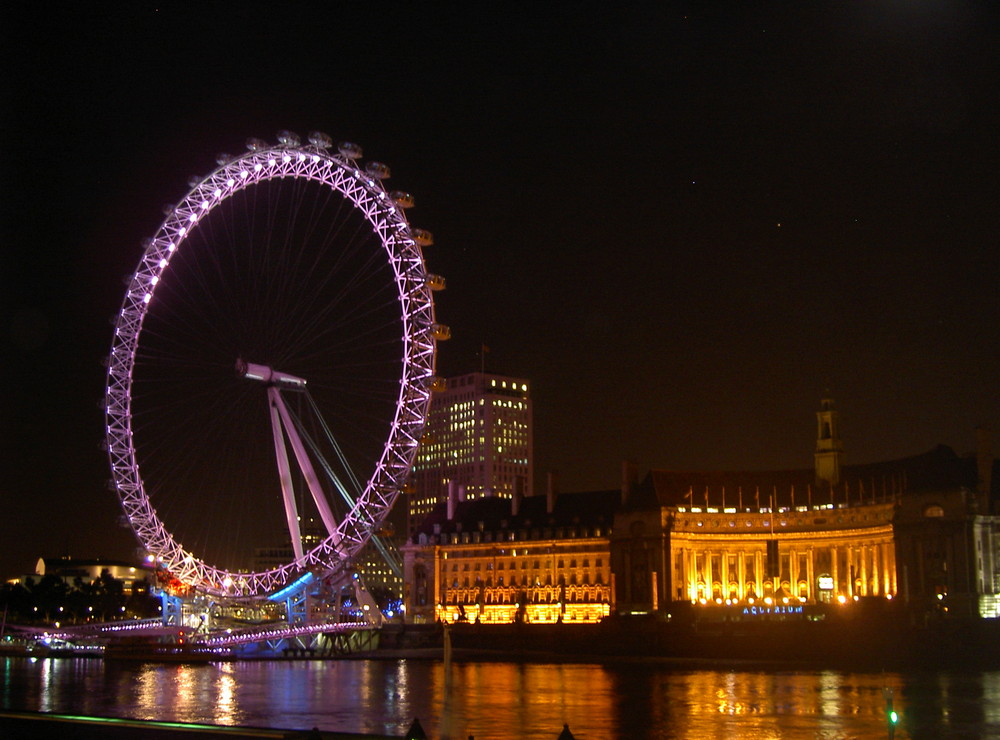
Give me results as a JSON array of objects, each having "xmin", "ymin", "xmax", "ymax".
[
  {"xmin": 742, "ymin": 605, "xmax": 803, "ymax": 616},
  {"xmin": 818, "ymin": 575, "xmax": 834, "ymax": 590}
]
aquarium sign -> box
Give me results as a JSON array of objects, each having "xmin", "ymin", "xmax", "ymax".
[{"xmin": 742, "ymin": 605, "xmax": 803, "ymax": 616}]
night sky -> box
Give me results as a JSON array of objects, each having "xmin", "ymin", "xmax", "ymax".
[{"xmin": 2, "ymin": 3, "xmax": 997, "ymax": 579}]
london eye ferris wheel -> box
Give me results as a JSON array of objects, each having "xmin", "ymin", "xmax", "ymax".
[{"xmin": 104, "ymin": 131, "xmax": 446, "ymax": 599}]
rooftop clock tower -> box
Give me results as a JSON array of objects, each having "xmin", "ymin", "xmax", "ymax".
[{"xmin": 815, "ymin": 396, "xmax": 843, "ymax": 488}]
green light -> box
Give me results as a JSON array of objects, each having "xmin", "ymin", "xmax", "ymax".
[{"xmin": 889, "ymin": 710, "xmax": 899, "ymax": 724}]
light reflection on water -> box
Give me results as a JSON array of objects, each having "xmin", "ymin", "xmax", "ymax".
[{"xmin": 5, "ymin": 657, "xmax": 1000, "ymax": 738}]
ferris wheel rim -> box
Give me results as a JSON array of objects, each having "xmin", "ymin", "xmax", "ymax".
[{"xmin": 104, "ymin": 136, "xmax": 437, "ymax": 598}]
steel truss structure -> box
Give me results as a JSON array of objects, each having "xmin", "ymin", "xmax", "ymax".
[{"xmin": 105, "ymin": 131, "xmax": 441, "ymax": 599}]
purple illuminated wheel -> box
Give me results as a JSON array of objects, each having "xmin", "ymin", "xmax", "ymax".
[{"xmin": 104, "ymin": 131, "xmax": 443, "ymax": 598}]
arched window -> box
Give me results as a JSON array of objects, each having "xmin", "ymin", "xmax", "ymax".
[{"xmin": 924, "ymin": 504, "xmax": 945, "ymax": 518}]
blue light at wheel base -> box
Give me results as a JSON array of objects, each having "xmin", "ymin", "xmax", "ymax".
[{"xmin": 267, "ymin": 572, "xmax": 315, "ymax": 602}]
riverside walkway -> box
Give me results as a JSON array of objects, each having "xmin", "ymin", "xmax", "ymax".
[
  {"xmin": 0, "ymin": 711, "xmax": 399, "ymax": 740},
  {"xmin": 0, "ymin": 712, "xmax": 576, "ymax": 740}
]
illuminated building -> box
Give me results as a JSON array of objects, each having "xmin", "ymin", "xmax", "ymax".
[
  {"xmin": 614, "ymin": 473, "xmax": 899, "ymax": 611},
  {"xmin": 614, "ymin": 402, "xmax": 1000, "ymax": 619},
  {"xmin": 407, "ymin": 372, "xmax": 533, "ymax": 530},
  {"xmin": 401, "ymin": 479, "xmax": 616, "ymax": 624},
  {"xmin": 252, "ymin": 517, "xmax": 324, "ymax": 572},
  {"xmin": 404, "ymin": 399, "xmax": 1000, "ymax": 622},
  {"xmin": 352, "ymin": 538, "xmax": 403, "ymax": 599},
  {"xmin": 29, "ymin": 557, "xmax": 152, "ymax": 596},
  {"xmin": 253, "ymin": 518, "xmax": 402, "ymax": 602}
]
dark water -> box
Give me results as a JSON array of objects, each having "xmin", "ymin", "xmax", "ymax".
[{"xmin": 3, "ymin": 656, "xmax": 1000, "ymax": 739}]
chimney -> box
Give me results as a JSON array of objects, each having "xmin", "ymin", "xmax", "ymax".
[
  {"xmin": 622, "ymin": 460, "xmax": 638, "ymax": 505},
  {"xmin": 512, "ymin": 476, "xmax": 524, "ymax": 517},
  {"xmin": 447, "ymin": 480, "xmax": 458, "ymax": 520},
  {"xmin": 978, "ymin": 427, "xmax": 994, "ymax": 511},
  {"xmin": 546, "ymin": 471, "xmax": 559, "ymax": 514}
]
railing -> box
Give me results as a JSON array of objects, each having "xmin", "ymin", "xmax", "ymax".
[
  {"xmin": 197, "ymin": 620, "xmax": 373, "ymax": 647},
  {"xmin": 8, "ymin": 617, "xmax": 379, "ymax": 650}
]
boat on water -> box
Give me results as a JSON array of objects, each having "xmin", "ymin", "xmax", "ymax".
[
  {"xmin": 103, "ymin": 635, "xmax": 233, "ymax": 662},
  {"xmin": 103, "ymin": 643, "xmax": 233, "ymax": 662}
]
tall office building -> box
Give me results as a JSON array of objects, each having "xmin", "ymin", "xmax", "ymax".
[{"xmin": 408, "ymin": 372, "xmax": 533, "ymax": 528}]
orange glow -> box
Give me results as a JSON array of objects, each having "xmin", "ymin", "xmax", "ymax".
[{"xmin": 437, "ymin": 602, "xmax": 609, "ymax": 625}]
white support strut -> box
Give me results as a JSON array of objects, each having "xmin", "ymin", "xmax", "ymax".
[
  {"xmin": 268, "ymin": 387, "xmax": 305, "ymax": 562},
  {"xmin": 270, "ymin": 388, "xmax": 342, "ymax": 547},
  {"xmin": 242, "ymin": 359, "xmax": 343, "ymax": 559}
]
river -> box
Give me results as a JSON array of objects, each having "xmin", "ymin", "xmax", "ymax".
[{"xmin": 3, "ymin": 656, "xmax": 1000, "ymax": 738}]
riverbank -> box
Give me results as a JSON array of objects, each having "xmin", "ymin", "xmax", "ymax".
[
  {"xmin": 0, "ymin": 711, "xmax": 400, "ymax": 740},
  {"xmin": 7, "ymin": 600, "xmax": 996, "ymax": 671},
  {"xmin": 373, "ymin": 606, "xmax": 1000, "ymax": 671}
]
